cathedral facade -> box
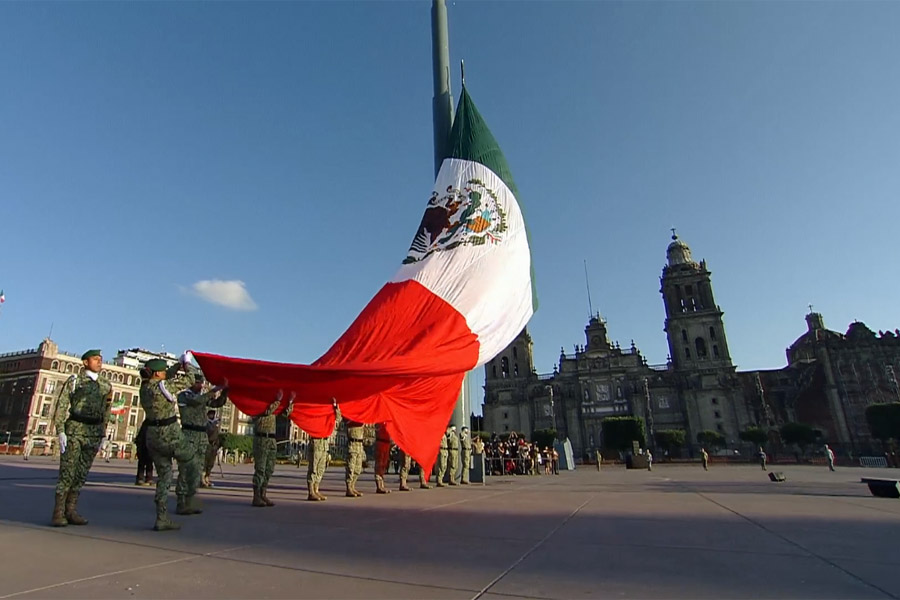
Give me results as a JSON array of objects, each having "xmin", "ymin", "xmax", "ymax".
[{"xmin": 482, "ymin": 235, "xmax": 900, "ymax": 459}]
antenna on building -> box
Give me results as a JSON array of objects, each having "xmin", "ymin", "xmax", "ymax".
[
  {"xmin": 584, "ymin": 259, "xmax": 594, "ymax": 319},
  {"xmin": 48, "ymin": 322, "xmax": 53, "ymax": 339}
]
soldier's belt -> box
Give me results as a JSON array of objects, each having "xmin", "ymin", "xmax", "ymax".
[
  {"xmin": 348, "ymin": 438, "xmax": 364, "ymax": 444},
  {"xmin": 254, "ymin": 432, "xmax": 276, "ymax": 438},
  {"xmin": 182, "ymin": 424, "xmax": 207, "ymax": 432},
  {"xmin": 146, "ymin": 416, "xmax": 178, "ymax": 427},
  {"xmin": 69, "ymin": 413, "xmax": 103, "ymax": 425}
]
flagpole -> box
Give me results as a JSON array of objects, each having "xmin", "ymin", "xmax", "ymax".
[{"xmin": 431, "ymin": 0, "xmax": 469, "ymax": 448}]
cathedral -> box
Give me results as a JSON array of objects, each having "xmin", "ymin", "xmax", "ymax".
[{"xmin": 481, "ymin": 234, "xmax": 900, "ymax": 459}]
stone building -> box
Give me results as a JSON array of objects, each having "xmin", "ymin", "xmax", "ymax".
[{"xmin": 482, "ymin": 233, "xmax": 900, "ymax": 459}]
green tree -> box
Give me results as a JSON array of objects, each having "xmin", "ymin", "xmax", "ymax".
[
  {"xmin": 779, "ymin": 422, "xmax": 821, "ymax": 452},
  {"xmin": 865, "ymin": 403, "xmax": 900, "ymax": 441},
  {"xmin": 739, "ymin": 427, "xmax": 769, "ymax": 446},
  {"xmin": 531, "ymin": 428, "xmax": 557, "ymax": 449},
  {"xmin": 220, "ymin": 433, "xmax": 253, "ymax": 456},
  {"xmin": 697, "ymin": 430, "xmax": 726, "ymax": 449},
  {"xmin": 654, "ymin": 429, "xmax": 686, "ymax": 455},
  {"xmin": 601, "ymin": 417, "xmax": 646, "ymax": 452}
]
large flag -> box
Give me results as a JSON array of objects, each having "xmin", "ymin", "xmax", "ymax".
[{"xmin": 194, "ymin": 87, "xmax": 536, "ymax": 473}]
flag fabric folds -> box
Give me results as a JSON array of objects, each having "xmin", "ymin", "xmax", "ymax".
[{"xmin": 193, "ymin": 87, "xmax": 535, "ymax": 474}]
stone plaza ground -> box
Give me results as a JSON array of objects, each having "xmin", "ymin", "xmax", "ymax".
[{"xmin": 1, "ymin": 456, "xmax": 899, "ymax": 599}]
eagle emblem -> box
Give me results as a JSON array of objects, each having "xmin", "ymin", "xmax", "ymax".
[{"xmin": 403, "ymin": 178, "xmax": 508, "ymax": 264}]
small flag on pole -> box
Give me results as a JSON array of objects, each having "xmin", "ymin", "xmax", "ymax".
[{"xmin": 0, "ymin": 290, "xmax": 5, "ymax": 303}]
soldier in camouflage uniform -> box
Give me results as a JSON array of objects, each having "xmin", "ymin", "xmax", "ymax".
[
  {"xmin": 448, "ymin": 425, "xmax": 460, "ymax": 485},
  {"xmin": 307, "ymin": 400, "xmax": 339, "ymax": 501},
  {"xmin": 175, "ymin": 375, "xmax": 226, "ymax": 514},
  {"xmin": 435, "ymin": 425, "xmax": 451, "ymax": 487},
  {"xmin": 252, "ymin": 391, "xmax": 292, "ymax": 507},
  {"xmin": 397, "ymin": 449, "xmax": 412, "ymax": 491},
  {"xmin": 345, "ymin": 418, "xmax": 365, "ymax": 497},
  {"xmin": 373, "ymin": 423, "xmax": 391, "ymax": 494},
  {"xmin": 140, "ymin": 355, "xmax": 198, "ymax": 532},
  {"xmin": 50, "ymin": 349, "xmax": 113, "ymax": 527},
  {"xmin": 203, "ymin": 409, "xmax": 221, "ymax": 487},
  {"xmin": 460, "ymin": 426, "xmax": 472, "ymax": 484}
]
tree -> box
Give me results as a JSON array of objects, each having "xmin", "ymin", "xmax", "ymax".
[
  {"xmin": 601, "ymin": 417, "xmax": 646, "ymax": 452},
  {"xmin": 865, "ymin": 403, "xmax": 900, "ymax": 441},
  {"xmin": 778, "ymin": 422, "xmax": 822, "ymax": 453},
  {"xmin": 220, "ymin": 433, "xmax": 253, "ymax": 457},
  {"xmin": 654, "ymin": 429, "xmax": 686, "ymax": 455},
  {"xmin": 531, "ymin": 429, "xmax": 557, "ymax": 449},
  {"xmin": 739, "ymin": 427, "xmax": 768, "ymax": 447},
  {"xmin": 697, "ymin": 430, "xmax": 726, "ymax": 449}
]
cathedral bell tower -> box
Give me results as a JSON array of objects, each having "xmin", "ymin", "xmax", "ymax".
[{"xmin": 660, "ymin": 232, "xmax": 733, "ymax": 371}]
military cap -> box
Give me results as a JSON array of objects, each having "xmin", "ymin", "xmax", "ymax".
[
  {"xmin": 81, "ymin": 349, "xmax": 102, "ymax": 360},
  {"xmin": 194, "ymin": 374, "xmax": 205, "ymax": 383},
  {"xmin": 145, "ymin": 358, "xmax": 167, "ymax": 372}
]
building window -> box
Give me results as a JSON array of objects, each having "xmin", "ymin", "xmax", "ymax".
[
  {"xmin": 658, "ymin": 397, "xmax": 670, "ymax": 409},
  {"xmin": 711, "ymin": 397, "xmax": 719, "ymax": 405},
  {"xmin": 65, "ymin": 364, "xmax": 73, "ymax": 373},
  {"xmin": 714, "ymin": 411, "xmax": 721, "ymax": 418},
  {"xmin": 716, "ymin": 424, "xmax": 724, "ymax": 432},
  {"xmin": 503, "ymin": 412, "xmax": 508, "ymax": 419},
  {"xmin": 501, "ymin": 357, "xmax": 509, "ymax": 378},
  {"xmin": 709, "ymin": 326, "xmax": 717, "ymax": 340},
  {"xmin": 129, "ymin": 414, "xmax": 137, "ymax": 426},
  {"xmin": 504, "ymin": 424, "xmax": 509, "ymax": 432},
  {"xmin": 126, "ymin": 429, "xmax": 135, "ymax": 442},
  {"xmin": 513, "ymin": 347, "xmax": 518, "ymax": 359},
  {"xmin": 684, "ymin": 347, "xmax": 691, "ymax": 359},
  {"xmin": 41, "ymin": 403, "xmax": 50, "ymax": 417},
  {"xmin": 492, "ymin": 365, "xmax": 497, "ymax": 378},
  {"xmin": 514, "ymin": 363, "xmax": 519, "ymax": 377},
  {"xmin": 132, "ymin": 395, "xmax": 139, "ymax": 407},
  {"xmin": 51, "ymin": 360, "xmax": 60, "ymax": 371},
  {"xmin": 37, "ymin": 424, "xmax": 47, "ymax": 435},
  {"xmin": 681, "ymin": 329, "xmax": 688, "ymax": 342},
  {"xmin": 695, "ymin": 337, "xmax": 708, "ymax": 358},
  {"xmin": 713, "ymin": 345, "xmax": 720, "ymax": 358}
]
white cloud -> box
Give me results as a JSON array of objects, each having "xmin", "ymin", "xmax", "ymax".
[{"xmin": 190, "ymin": 279, "xmax": 258, "ymax": 311}]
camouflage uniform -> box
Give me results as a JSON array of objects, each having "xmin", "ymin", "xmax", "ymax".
[
  {"xmin": 460, "ymin": 428, "xmax": 472, "ymax": 484},
  {"xmin": 203, "ymin": 416, "xmax": 221, "ymax": 486},
  {"xmin": 448, "ymin": 426, "xmax": 460, "ymax": 485},
  {"xmin": 374, "ymin": 424, "xmax": 391, "ymax": 494},
  {"xmin": 252, "ymin": 397, "xmax": 284, "ymax": 507},
  {"xmin": 175, "ymin": 386, "xmax": 225, "ymax": 512},
  {"xmin": 307, "ymin": 404, "xmax": 339, "ymax": 501},
  {"xmin": 345, "ymin": 420, "xmax": 365, "ymax": 497},
  {"xmin": 140, "ymin": 363, "xmax": 197, "ymax": 531},
  {"xmin": 435, "ymin": 428, "xmax": 450, "ymax": 487},
  {"xmin": 51, "ymin": 372, "xmax": 113, "ymax": 526},
  {"xmin": 398, "ymin": 450, "xmax": 412, "ymax": 491}
]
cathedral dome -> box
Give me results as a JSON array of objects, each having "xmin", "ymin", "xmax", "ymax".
[{"xmin": 666, "ymin": 233, "xmax": 695, "ymax": 267}]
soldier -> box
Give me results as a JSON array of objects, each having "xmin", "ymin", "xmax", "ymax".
[
  {"xmin": 435, "ymin": 425, "xmax": 451, "ymax": 487},
  {"xmin": 758, "ymin": 446, "xmax": 767, "ymax": 471},
  {"xmin": 252, "ymin": 391, "xmax": 292, "ymax": 507},
  {"xmin": 397, "ymin": 449, "xmax": 412, "ymax": 491},
  {"xmin": 134, "ymin": 419, "xmax": 154, "ymax": 485},
  {"xmin": 140, "ymin": 354, "xmax": 199, "ymax": 532},
  {"xmin": 373, "ymin": 423, "xmax": 391, "ymax": 494},
  {"xmin": 345, "ymin": 417, "xmax": 365, "ymax": 497},
  {"xmin": 418, "ymin": 459, "xmax": 432, "ymax": 489},
  {"xmin": 595, "ymin": 449, "xmax": 603, "ymax": 471},
  {"xmin": 701, "ymin": 447, "xmax": 709, "ymax": 471},
  {"xmin": 460, "ymin": 426, "xmax": 472, "ymax": 484},
  {"xmin": 175, "ymin": 375, "xmax": 226, "ymax": 514},
  {"xmin": 824, "ymin": 444, "xmax": 836, "ymax": 471},
  {"xmin": 202, "ymin": 409, "xmax": 221, "ymax": 487},
  {"xmin": 307, "ymin": 400, "xmax": 340, "ymax": 501},
  {"xmin": 50, "ymin": 349, "xmax": 113, "ymax": 527},
  {"xmin": 448, "ymin": 425, "xmax": 460, "ymax": 485}
]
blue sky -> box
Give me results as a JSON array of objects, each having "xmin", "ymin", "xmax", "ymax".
[{"xmin": 2, "ymin": 2, "xmax": 899, "ymax": 409}]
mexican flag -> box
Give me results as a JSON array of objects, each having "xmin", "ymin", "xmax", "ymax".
[{"xmin": 194, "ymin": 87, "xmax": 535, "ymax": 473}]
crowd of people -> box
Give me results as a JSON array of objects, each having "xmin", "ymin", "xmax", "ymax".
[{"xmin": 482, "ymin": 432, "xmax": 559, "ymax": 476}]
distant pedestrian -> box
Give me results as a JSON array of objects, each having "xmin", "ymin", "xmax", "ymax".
[
  {"xmin": 758, "ymin": 446, "xmax": 767, "ymax": 471},
  {"xmin": 700, "ymin": 447, "xmax": 709, "ymax": 471},
  {"xmin": 595, "ymin": 449, "xmax": 602, "ymax": 471},
  {"xmin": 824, "ymin": 444, "xmax": 835, "ymax": 471},
  {"xmin": 646, "ymin": 449, "xmax": 653, "ymax": 471},
  {"xmin": 22, "ymin": 434, "xmax": 34, "ymax": 461}
]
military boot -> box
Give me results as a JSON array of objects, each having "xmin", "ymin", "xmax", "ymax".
[
  {"xmin": 153, "ymin": 501, "xmax": 181, "ymax": 532},
  {"xmin": 345, "ymin": 484, "xmax": 355, "ymax": 498},
  {"xmin": 375, "ymin": 475, "xmax": 390, "ymax": 494},
  {"xmin": 307, "ymin": 486, "xmax": 319, "ymax": 501},
  {"xmin": 351, "ymin": 482, "xmax": 363, "ymax": 497},
  {"xmin": 51, "ymin": 492, "xmax": 68, "ymax": 527},
  {"xmin": 313, "ymin": 483, "xmax": 327, "ymax": 501},
  {"xmin": 399, "ymin": 483, "xmax": 411, "ymax": 491},
  {"xmin": 260, "ymin": 486, "xmax": 275, "ymax": 507},
  {"xmin": 175, "ymin": 495, "xmax": 192, "ymax": 515},
  {"xmin": 251, "ymin": 486, "xmax": 266, "ymax": 507},
  {"xmin": 64, "ymin": 491, "xmax": 88, "ymax": 525},
  {"xmin": 135, "ymin": 476, "xmax": 145, "ymax": 486},
  {"xmin": 186, "ymin": 494, "xmax": 203, "ymax": 514}
]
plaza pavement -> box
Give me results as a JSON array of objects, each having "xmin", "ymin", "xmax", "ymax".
[{"xmin": 1, "ymin": 456, "xmax": 899, "ymax": 599}]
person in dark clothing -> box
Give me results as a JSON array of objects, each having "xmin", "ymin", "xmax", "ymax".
[{"xmin": 135, "ymin": 419, "xmax": 154, "ymax": 486}]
